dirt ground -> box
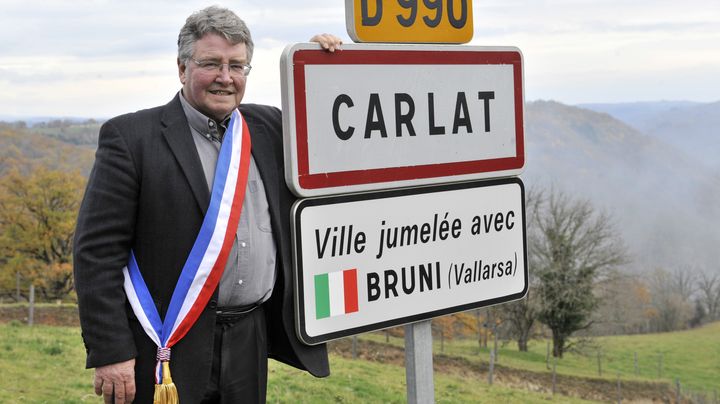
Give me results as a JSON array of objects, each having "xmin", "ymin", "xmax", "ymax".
[
  {"xmin": 0, "ymin": 304, "xmax": 80, "ymax": 326},
  {"xmin": 329, "ymin": 338, "xmax": 680, "ymax": 403}
]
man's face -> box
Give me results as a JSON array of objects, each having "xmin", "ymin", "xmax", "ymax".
[{"xmin": 179, "ymin": 33, "xmax": 248, "ymax": 121}]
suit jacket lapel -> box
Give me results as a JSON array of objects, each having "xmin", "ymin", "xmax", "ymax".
[
  {"xmin": 245, "ymin": 114, "xmax": 282, "ymax": 229},
  {"xmin": 161, "ymin": 95, "xmax": 211, "ymax": 215}
]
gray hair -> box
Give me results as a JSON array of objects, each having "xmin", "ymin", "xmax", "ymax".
[{"xmin": 177, "ymin": 6, "xmax": 254, "ymax": 64}]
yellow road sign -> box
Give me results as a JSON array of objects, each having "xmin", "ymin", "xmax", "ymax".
[{"xmin": 346, "ymin": 0, "xmax": 474, "ymax": 44}]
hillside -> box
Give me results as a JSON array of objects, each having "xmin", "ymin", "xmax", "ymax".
[
  {"xmin": 522, "ymin": 101, "xmax": 720, "ymax": 274},
  {"xmin": 579, "ymin": 101, "xmax": 720, "ymax": 170},
  {"xmin": 0, "ymin": 122, "xmax": 95, "ymax": 176}
]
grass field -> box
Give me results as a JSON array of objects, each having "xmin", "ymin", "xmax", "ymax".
[
  {"xmin": 0, "ymin": 322, "xmax": 594, "ymax": 403},
  {"xmin": 367, "ymin": 321, "xmax": 720, "ymax": 396},
  {"xmin": 0, "ymin": 320, "xmax": 717, "ymax": 403}
]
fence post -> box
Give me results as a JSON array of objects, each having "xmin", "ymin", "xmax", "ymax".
[
  {"xmin": 16, "ymin": 271, "xmax": 21, "ymax": 301},
  {"xmin": 552, "ymin": 356, "xmax": 557, "ymax": 395},
  {"xmin": 28, "ymin": 284, "xmax": 35, "ymax": 326},
  {"xmin": 675, "ymin": 378, "xmax": 681, "ymax": 404},
  {"xmin": 352, "ymin": 335, "xmax": 358, "ymax": 359},
  {"xmin": 634, "ymin": 351, "xmax": 639, "ymax": 375},
  {"xmin": 488, "ymin": 349, "xmax": 495, "ymax": 385},
  {"xmin": 597, "ymin": 350, "xmax": 602, "ymax": 376},
  {"xmin": 493, "ymin": 324, "xmax": 498, "ymax": 362},
  {"xmin": 617, "ymin": 372, "xmax": 622, "ymax": 404},
  {"xmin": 658, "ymin": 353, "xmax": 663, "ymax": 378},
  {"xmin": 546, "ymin": 342, "xmax": 551, "ymax": 370}
]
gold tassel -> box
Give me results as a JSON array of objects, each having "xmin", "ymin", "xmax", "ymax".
[{"xmin": 153, "ymin": 361, "xmax": 179, "ymax": 404}]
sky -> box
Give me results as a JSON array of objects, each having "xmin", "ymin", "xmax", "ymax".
[{"xmin": 1, "ymin": 0, "xmax": 719, "ymax": 119}]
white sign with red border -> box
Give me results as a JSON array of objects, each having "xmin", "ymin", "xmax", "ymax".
[{"xmin": 280, "ymin": 43, "xmax": 525, "ymax": 197}]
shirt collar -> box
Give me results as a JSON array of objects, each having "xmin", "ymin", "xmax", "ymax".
[{"xmin": 179, "ymin": 91, "xmax": 231, "ymax": 143}]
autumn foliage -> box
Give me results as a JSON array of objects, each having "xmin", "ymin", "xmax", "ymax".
[{"xmin": 0, "ymin": 167, "xmax": 86, "ymax": 301}]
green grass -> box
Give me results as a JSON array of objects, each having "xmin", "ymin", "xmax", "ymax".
[
  {"xmin": 0, "ymin": 323, "xmax": 595, "ymax": 403},
  {"xmin": 368, "ymin": 321, "xmax": 720, "ymax": 394},
  {"xmin": 268, "ymin": 356, "xmax": 593, "ymax": 403},
  {"xmin": 0, "ymin": 323, "xmax": 97, "ymax": 403}
]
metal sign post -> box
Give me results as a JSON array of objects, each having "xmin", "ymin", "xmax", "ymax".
[{"xmin": 405, "ymin": 320, "xmax": 435, "ymax": 404}]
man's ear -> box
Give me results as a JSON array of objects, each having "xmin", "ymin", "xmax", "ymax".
[{"xmin": 178, "ymin": 58, "xmax": 186, "ymax": 84}]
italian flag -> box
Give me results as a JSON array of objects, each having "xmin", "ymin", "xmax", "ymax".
[{"xmin": 315, "ymin": 268, "xmax": 359, "ymax": 319}]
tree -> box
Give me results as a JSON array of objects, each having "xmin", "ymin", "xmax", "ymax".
[
  {"xmin": 498, "ymin": 190, "xmax": 541, "ymax": 351},
  {"xmin": 432, "ymin": 312, "xmax": 477, "ymax": 352},
  {"xmin": 593, "ymin": 274, "xmax": 655, "ymax": 335},
  {"xmin": 530, "ymin": 189, "xmax": 626, "ymax": 358},
  {"xmin": 647, "ymin": 267, "xmax": 695, "ymax": 332},
  {"xmin": 696, "ymin": 271, "xmax": 720, "ymax": 322},
  {"xmin": 0, "ymin": 167, "xmax": 85, "ymax": 301},
  {"xmin": 498, "ymin": 292, "xmax": 539, "ymax": 351}
]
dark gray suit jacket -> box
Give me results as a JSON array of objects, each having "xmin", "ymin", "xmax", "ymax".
[{"xmin": 73, "ymin": 95, "xmax": 329, "ymax": 403}]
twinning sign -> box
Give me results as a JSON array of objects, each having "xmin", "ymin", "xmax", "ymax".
[
  {"xmin": 292, "ymin": 179, "xmax": 527, "ymax": 344},
  {"xmin": 281, "ymin": 8, "xmax": 527, "ymax": 345},
  {"xmin": 281, "ymin": 43, "xmax": 525, "ymax": 197}
]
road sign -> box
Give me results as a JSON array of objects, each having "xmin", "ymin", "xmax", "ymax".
[
  {"xmin": 345, "ymin": 0, "xmax": 474, "ymax": 44},
  {"xmin": 292, "ymin": 178, "xmax": 528, "ymax": 345},
  {"xmin": 280, "ymin": 43, "xmax": 525, "ymax": 197}
]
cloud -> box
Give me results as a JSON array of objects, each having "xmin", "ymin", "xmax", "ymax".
[{"xmin": 0, "ymin": 0, "xmax": 718, "ymax": 117}]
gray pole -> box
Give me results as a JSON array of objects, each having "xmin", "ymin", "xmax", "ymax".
[
  {"xmin": 28, "ymin": 284, "xmax": 35, "ymax": 326},
  {"xmin": 405, "ymin": 320, "xmax": 435, "ymax": 404},
  {"xmin": 16, "ymin": 271, "xmax": 21, "ymax": 301},
  {"xmin": 352, "ymin": 335, "xmax": 358, "ymax": 359},
  {"xmin": 552, "ymin": 357, "xmax": 557, "ymax": 395},
  {"xmin": 493, "ymin": 324, "xmax": 498, "ymax": 361},
  {"xmin": 488, "ymin": 349, "xmax": 495, "ymax": 385},
  {"xmin": 634, "ymin": 351, "xmax": 639, "ymax": 375},
  {"xmin": 546, "ymin": 341, "xmax": 551, "ymax": 370}
]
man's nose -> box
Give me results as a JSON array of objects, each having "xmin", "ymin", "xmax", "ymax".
[{"xmin": 216, "ymin": 65, "xmax": 233, "ymax": 84}]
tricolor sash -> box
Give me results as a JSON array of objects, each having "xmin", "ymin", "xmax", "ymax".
[{"xmin": 122, "ymin": 109, "xmax": 252, "ymax": 402}]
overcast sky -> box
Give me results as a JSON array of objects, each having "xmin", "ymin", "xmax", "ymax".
[{"xmin": 1, "ymin": 0, "xmax": 718, "ymax": 118}]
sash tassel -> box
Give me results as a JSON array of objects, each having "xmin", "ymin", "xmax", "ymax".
[{"xmin": 153, "ymin": 361, "xmax": 178, "ymax": 404}]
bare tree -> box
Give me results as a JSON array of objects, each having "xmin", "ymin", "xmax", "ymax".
[
  {"xmin": 530, "ymin": 189, "xmax": 627, "ymax": 358},
  {"xmin": 498, "ymin": 189, "xmax": 541, "ymax": 351},
  {"xmin": 647, "ymin": 268, "xmax": 694, "ymax": 332},
  {"xmin": 696, "ymin": 271, "xmax": 720, "ymax": 322},
  {"xmin": 498, "ymin": 291, "xmax": 538, "ymax": 351},
  {"xmin": 671, "ymin": 267, "xmax": 696, "ymax": 302},
  {"xmin": 593, "ymin": 273, "xmax": 653, "ymax": 335}
]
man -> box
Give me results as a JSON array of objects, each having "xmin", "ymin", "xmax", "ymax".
[{"xmin": 73, "ymin": 6, "xmax": 342, "ymax": 403}]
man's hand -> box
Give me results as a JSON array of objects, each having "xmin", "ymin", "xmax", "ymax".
[
  {"xmin": 310, "ymin": 33, "xmax": 343, "ymax": 52},
  {"xmin": 94, "ymin": 359, "xmax": 136, "ymax": 404}
]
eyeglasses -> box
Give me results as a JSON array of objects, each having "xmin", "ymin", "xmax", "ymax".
[{"xmin": 190, "ymin": 58, "xmax": 252, "ymax": 77}]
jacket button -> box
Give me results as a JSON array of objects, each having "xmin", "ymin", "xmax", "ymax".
[{"xmin": 208, "ymin": 300, "xmax": 217, "ymax": 310}]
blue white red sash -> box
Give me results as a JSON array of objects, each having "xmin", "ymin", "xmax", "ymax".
[{"xmin": 122, "ymin": 109, "xmax": 252, "ymax": 385}]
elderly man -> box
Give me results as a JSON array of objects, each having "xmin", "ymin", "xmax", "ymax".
[{"xmin": 73, "ymin": 6, "xmax": 341, "ymax": 403}]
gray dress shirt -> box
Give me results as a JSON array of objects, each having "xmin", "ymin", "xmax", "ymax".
[{"xmin": 179, "ymin": 93, "xmax": 276, "ymax": 307}]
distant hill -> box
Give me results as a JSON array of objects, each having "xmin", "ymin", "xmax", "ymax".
[
  {"xmin": 523, "ymin": 100, "xmax": 720, "ymax": 274},
  {"xmin": 0, "ymin": 122, "xmax": 95, "ymax": 176},
  {"xmin": 579, "ymin": 101, "xmax": 720, "ymax": 170},
  {"xmin": 3, "ymin": 103, "xmax": 719, "ymax": 275}
]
